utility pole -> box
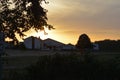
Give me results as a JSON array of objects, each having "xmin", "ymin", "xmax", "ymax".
[{"xmin": 0, "ymin": 32, "xmax": 5, "ymax": 80}]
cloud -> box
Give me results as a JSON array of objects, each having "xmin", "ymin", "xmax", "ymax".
[
  {"xmin": 44, "ymin": 0, "xmax": 120, "ymax": 43},
  {"xmin": 49, "ymin": 0, "xmax": 120, "ymax": 29}
]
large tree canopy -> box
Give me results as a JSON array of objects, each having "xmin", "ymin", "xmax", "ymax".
[{"xmin": 0, "ymin": 0, "xmax": 53, "ymax": 42}]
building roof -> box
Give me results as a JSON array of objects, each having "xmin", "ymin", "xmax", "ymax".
[
  {"xmin": 43, "ymin": 38, "xmax": 65, "ymax": 46},
  {"xmin": 24, "ymin": 36, "xmax": 41, "ymax": 40},
  {"xmin": 24, "ymin": 36, "xmax": 65, "ymax": 46}
]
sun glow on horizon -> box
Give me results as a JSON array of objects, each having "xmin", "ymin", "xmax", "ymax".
[{"xmin": 32, "ymin": 30, "xmax": 49, "ymax": 40}]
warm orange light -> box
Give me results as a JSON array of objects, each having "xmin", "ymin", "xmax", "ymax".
[{"xmin": 32, "ymin": 30, "xmax": 48, "ymax": 40}]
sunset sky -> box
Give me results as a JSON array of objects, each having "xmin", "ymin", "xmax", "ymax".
[{"xmin": 25, "ymin": 0, "xmax": 120, "ymax": 44}]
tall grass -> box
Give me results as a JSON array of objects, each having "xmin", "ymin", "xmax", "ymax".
[{"xmin": 4, "ymin": 53, "xmax": 120, "ymax": 80}]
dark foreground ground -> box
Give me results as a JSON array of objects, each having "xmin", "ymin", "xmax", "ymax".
[{"xmin": 2, "ymin": 49, "xmax": 120, "ymax": 80}]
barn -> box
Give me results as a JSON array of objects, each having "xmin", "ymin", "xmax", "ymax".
[
  {"xmin": 24, "ymin": 36, "xmax": 75, "ymax": 50},
  {"xmin": 24, "ymin": 36, "xmax": 43, "ymax": 49}
]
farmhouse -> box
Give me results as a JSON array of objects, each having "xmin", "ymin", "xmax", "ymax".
[{"xmin": 24, "ymin": 36, "xmax": 75, "ymax": 50}]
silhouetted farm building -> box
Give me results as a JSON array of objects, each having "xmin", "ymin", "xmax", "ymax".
[{"xmin": 24, "ymin": 36, "xmax": 75, "ymax": 50}]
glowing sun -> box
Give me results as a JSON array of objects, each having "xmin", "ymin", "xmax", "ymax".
[{"xmin": 33, "ymin": 30, "xmax": 48, "ymax": 40}]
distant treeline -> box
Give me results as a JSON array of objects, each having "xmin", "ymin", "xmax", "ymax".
[{"xmin": 94, "ymin": 39, "xmax": 120, "ymax": 52}]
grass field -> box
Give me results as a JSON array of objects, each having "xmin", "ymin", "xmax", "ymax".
[
  {"xmin": 3, "ymin": 49, "xmax": 120, "ymax": 69},
  {"xmin": 2, "ymin": 49, "xmax": 120, "ymax": 79}
]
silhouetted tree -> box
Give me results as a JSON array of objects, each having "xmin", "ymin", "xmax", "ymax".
[
  {"xmin": 76, "ymin": 34, "xmax": 93, "ymax": 54},
  {"xmin": 95, "ymin": 39, "xmax": 120, "ymax": 52},
  {"xmin": 0, "ymin": 0, "xmax": 53, "ymax": 43}
]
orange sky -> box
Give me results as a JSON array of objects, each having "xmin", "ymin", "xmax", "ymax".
[{"xmin": 23, "ymin": 0, "xmax": 120, "ymax": 45}]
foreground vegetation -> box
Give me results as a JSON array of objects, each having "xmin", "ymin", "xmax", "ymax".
[{"xmin": 3, "ymin": 52, "xmax": 120, "ymax": 80}]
